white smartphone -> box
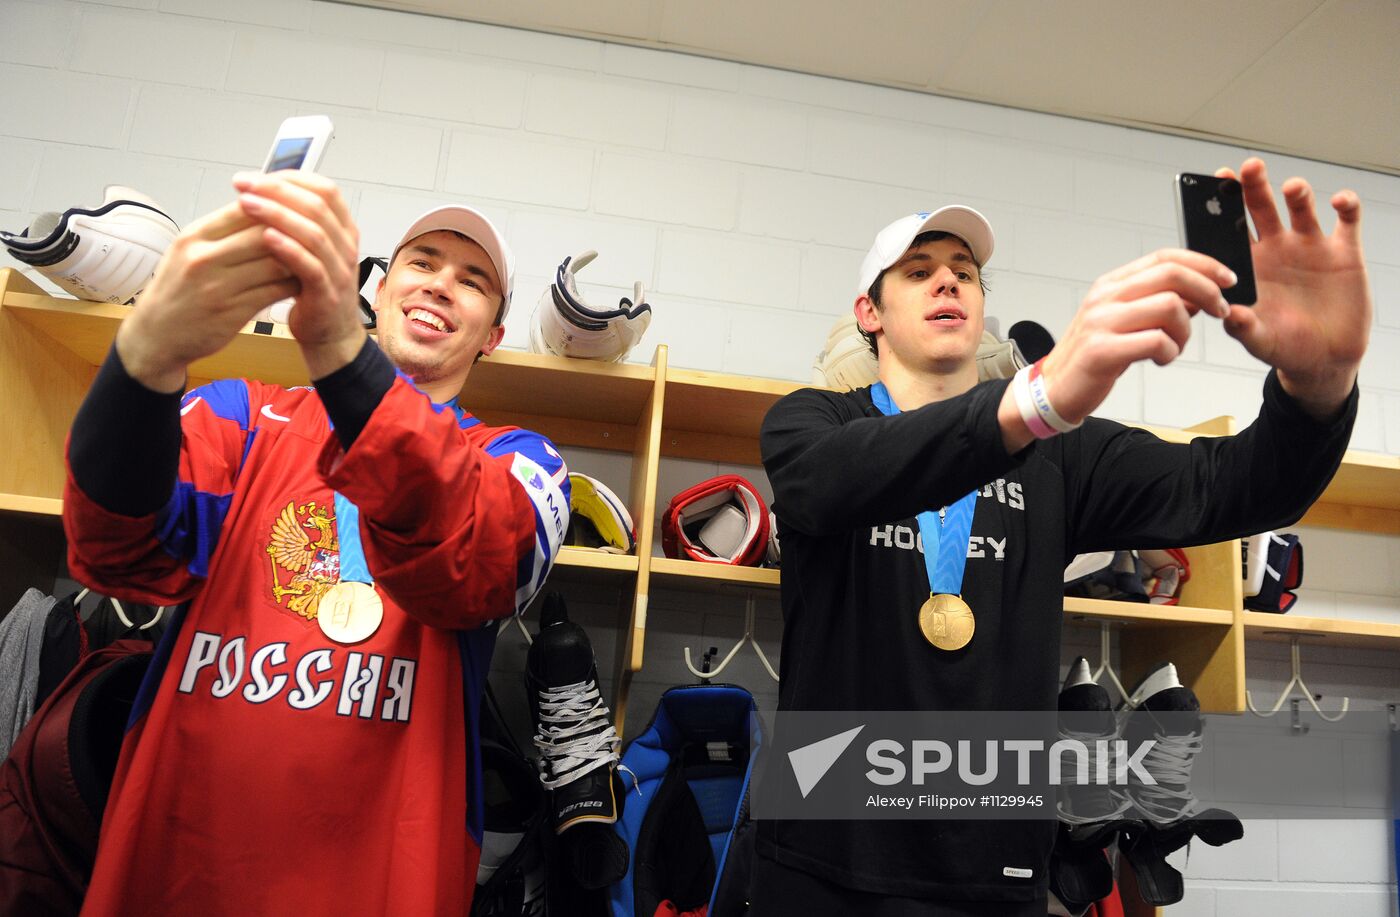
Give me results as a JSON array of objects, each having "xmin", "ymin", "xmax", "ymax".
[
  {"xmin": 261, "ymin": 115, "xmax": 334, "ymax": 173},
  {"xmin": 250, "ymin": 116, "xmax": 335, "ymax": 326}
]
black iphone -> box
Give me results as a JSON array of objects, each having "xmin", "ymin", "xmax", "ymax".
[{"xmin": 1175, "ymin": 172, "xmax": 1257, "ymax": 305}]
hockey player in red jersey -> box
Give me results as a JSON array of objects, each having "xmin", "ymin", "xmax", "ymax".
[{"xmin": 63, "ymin": 170, "xmax": 569, "ymax": 914}]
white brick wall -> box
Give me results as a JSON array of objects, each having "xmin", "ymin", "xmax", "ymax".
[
  {"xmin": 3, "ymin": 63, "xmax": 133, "ymax": 148},
  {"xmin": 507, "ymin": 211, "xmax": 658, "ymax": 288},
  {"xmin": 443, "ymin": 129, "xmax": 593, "ymax": 210},
  {"xmin": 378, "ymin": 52, "xmax": 528, "ymax": 128},
  {"xmin": 5, "ymin": 5, "xmax": 1400, "ymax": 912},
  {"xmin": 655, "ymin": 228, "xmax": 803, "ymax": 311},
  {"xmin": 70, "ymin": 7, "xmax": 234, "ymax": 89},
  {"xmin": 524, "ymin": 72, "xmax": 670, "ymax": 150},
  {"xmin": 0, "ymin": 1, "xmax": 80, "ymax": 69},
  {"xmin": 129, "ymin": 84, "xmax": 288, "ymax": 165},
  {"xmin": 594, "ymin": 152, "xmax": 739, "ymax": 229},
  {"xmin": 602, "ymin": 42, "xmax": 740, "ymax": 92},
  {"xmin": 669, "ymin": 91, "xmax": 808, "ymax": 169},
  {"xmin": 808, "ymin": 110, "xmax": 939, "ymax": 189},
  {"xmin": 226, "ymin": 30, "xmax": 384, "ymax": 110},
  {"xmin": 157, "ymin": 0, "xmax": 312, "ymax": 30},
  {"xmin": 317, "ymin": 111, "xmax": 442, "ymax": 190},
  {"xmin": 0, "ymin": 139, "xmax": 42, "ymax": 213}
]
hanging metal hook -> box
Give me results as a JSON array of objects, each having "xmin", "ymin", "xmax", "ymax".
[
  {"xmin": 1246, "ymin": 636, "xmax": 1348, "ymax": 723},
  {"xmin": 1090, "ymin": 622, "xmax": 1129, "ymax": 703},
  {"xmin": 684, "ymin": 594, "xmax": 779, "ymax": 682}
]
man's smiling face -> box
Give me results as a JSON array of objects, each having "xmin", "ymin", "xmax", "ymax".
[{"xmin": 372, "ymin": 229, "xmax": 505, "ymax": 397}]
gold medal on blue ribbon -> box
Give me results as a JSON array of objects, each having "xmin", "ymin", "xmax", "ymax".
[
  {"xmin": 870, "ymin": 382, "xmax": 979, "ymax": 652},
  {"xmin": 319, "ymin": 580, "xmax": 383, "ymax": 645},
  {"xmin": 319, "ymin": 492, "xmax": 383, "ymax": 645},
  {"xmin": 918, "ymin": 592, "xmax": 975, "ymax": 651}
]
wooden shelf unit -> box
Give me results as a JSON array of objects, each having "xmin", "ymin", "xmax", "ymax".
[
  {"xmin": 649, "ymin": 556, "xmax": 783, "ymax": 590},
  {"xmin": 4, "ymin": 268, "xmax": 1399, "ymax": 725},
  {"xmin": 1242, "ymin": 611, "xmax": 1400, "ymax": 649}
]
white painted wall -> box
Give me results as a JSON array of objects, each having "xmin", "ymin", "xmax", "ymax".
[{"xmin": 4, "ymin": 2, "xmax": 1399, "ymax": 913}]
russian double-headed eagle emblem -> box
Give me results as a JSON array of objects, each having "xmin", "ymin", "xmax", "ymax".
[{"xmin": 266, "ymin": 501, "xmax": 339, "ymax": 620}]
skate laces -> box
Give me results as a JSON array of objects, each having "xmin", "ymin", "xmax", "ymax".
[
  {"xmin": 532, "ymin": 677, "xmax": 621, "ymax": 789},
  {"xmin": 1056, "ymin": 723, "xmax": 1133, "ymax": 825},
  {"xmin": 1131, "ymin": 726, "xmax": 1202, "ymax": 823}
]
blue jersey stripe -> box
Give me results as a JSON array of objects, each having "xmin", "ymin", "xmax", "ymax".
[
  {"xmin": 185, "ymin": 379, "xmax": 251, "ymax": 429},
  {"xmin": 155, "ymin": 482, "xmax": 233, "ymax": 579},
  {"xmin": 457, "ymin": 626, "xmax": 498, "ymax": 844},
  {"xmin": 125, "ymin": 602, "xmax": 190, "ymax": 732},
  {"xmin": 483, "ymin": 428, "xmax": 566, "ymax": 476}
]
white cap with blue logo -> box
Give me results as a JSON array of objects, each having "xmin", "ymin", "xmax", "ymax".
[{"xmin": 857, "ymin": 205, "xmax": 995, "ymax": 296}]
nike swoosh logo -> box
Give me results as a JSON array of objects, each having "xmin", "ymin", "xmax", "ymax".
[{"xmin": 260, "ymin": 404, "xmax": 291, "ymax": 423}]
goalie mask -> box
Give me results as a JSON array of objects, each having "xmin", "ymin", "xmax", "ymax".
[
  {"xmin": 662, "ymin": 475, "xmax": 770, "ymax": 567},
  {"xmin": 565, "ymin": 473, "xmax": 636, "ymax": 554},
  {"xmin": 1, "ymin": 185, "xmax": 178, "ymax": 304},
  {"xmin": 528, "ymin": 250, "xmax": 652, "ymax": 362}
]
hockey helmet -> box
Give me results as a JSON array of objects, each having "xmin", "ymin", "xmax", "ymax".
[
  {"xmin": 1, "ymin": 186, "xmax": 178, "ymax": 305},
  {"xmin": 565, "ymin": 473, "xmax": 636, "ymax": 555},
  {"xmin": 529, "ymin": 251, "xmax": 652, "ymax": 362}
]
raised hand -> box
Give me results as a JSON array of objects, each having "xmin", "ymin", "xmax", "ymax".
[
  {"xmin": 1215, "ymin": 158, "xmax": 1370, "ymax": 418},
  {"xmin": 116, "ymin": 204, "xmax": 298, "ymax": 393},
  {"xmin": 1036, "ymin": 249, "xmax": 1234, "ymax": 426},
  {"xmin": 232, "ymin": 171, "xmax": 367, "ymax": 380}
]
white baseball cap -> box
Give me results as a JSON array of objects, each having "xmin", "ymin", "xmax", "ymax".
[
  {"xmin": 392, "ymin": 205, "xmax": 515, "ymax": 319},
  {"xmin": 857, "ymin": 205, "xmax": 995, "ymax": 296}
]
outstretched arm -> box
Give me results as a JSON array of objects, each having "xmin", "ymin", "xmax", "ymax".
[
  {"xmin": 1214, "ymin": 158, "xmax": 1370, "ymax": 421},
  {"xmin": 1001, "ymin": 157, "xmax": 1369, "ymax": 449}
]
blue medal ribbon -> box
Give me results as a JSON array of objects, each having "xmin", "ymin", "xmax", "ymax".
[
  {"xmin": 326, "ymin": 389, "xmax": 465, "ymax": 587},
  {"xmin": 869, "ymin": 383, "xmax": 977, "ymax": 596},
  {"xmin": 332, "ymin": 491, "xmax": 372, "ymax": 585}
]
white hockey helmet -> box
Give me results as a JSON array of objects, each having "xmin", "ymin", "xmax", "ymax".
[
  {"xmin": 528, "ymin": 251, "xmax": 652, "ymax": 363},
  {"xmin": 1, "ymin": 186, "xmax": 179, "ymax": 304}
]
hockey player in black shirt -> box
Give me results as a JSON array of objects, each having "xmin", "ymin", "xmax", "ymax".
[{"xmin": 755, "ymin": 159, "xmax": 1370, "ymax": 915}]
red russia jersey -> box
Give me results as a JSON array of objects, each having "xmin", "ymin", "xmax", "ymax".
[{"xmin": 63, "ymin": 375, "xmax": 569, "ymax": 916}]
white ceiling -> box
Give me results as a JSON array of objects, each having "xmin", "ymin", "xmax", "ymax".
[{"xmin": 348, "ymin": 0, "xmax": 1400, "ymax": 176}]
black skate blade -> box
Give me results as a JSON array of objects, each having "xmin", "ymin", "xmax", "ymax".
[{"xmin": 540, "ymin": 591, "xmax": 570, "ymax": 628}]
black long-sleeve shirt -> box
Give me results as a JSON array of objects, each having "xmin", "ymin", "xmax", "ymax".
[{"xmin": 756, "ymin": 371, "xmax": 1357, "ymax": 901}]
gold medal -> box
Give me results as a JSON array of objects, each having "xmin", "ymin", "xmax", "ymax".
[
  {"xmin": 318, "ymin": 581, "xmax": 383, "ymax": 645},
  {"xmin": 919, "ymin": 593, "xmax": 975, "ymax": 651}
]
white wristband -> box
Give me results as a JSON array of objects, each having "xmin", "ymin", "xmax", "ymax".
[
  {"xmin": 1012, "ymin": 365, "xmax": 1058, "ymax": 439},
  {"xmin": 1028, "ymin": 360, "xmax": 1081, "ymax": 434}
]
